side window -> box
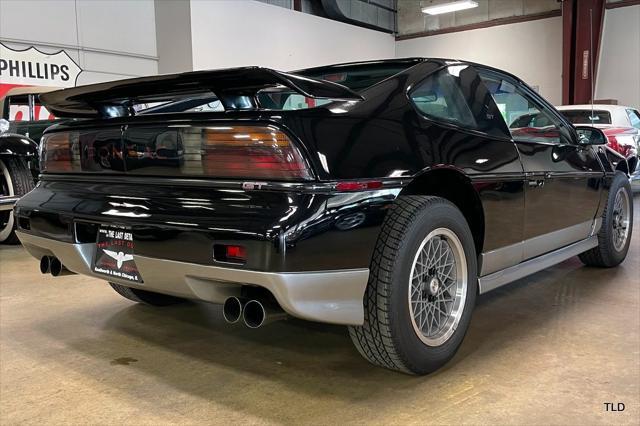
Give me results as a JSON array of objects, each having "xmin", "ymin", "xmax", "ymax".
[
  {"xmin": 626, "ymin": 109, "xmax": 640, "ymax": 129},
  {"xmin": 478, "ymin": 71, "xmax": 571, "ymax": 145},
  {"xmin": 410, "ymin": 68, "xmax": 478, "ymax": 129}
]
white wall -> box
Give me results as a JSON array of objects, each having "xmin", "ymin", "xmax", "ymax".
[
  {"xmin": 396, "ymin": 17, "xmax": 563, "ymax": 105},
  {"xmin": 595, "ymin": 5, "xmax": 640, "ymax": 108},
  {"xmin": 0, "ymin": 0, "xmax": 158, "ymax": 85},
  {"xmin": 189, "ymin": 0, "xmax": 396, "ymax": 71}
]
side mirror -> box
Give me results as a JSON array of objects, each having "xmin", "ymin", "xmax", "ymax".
[
  {"xmin": 0, "ymin": 119, "xmax": 9, "ymax": 134},
  {"xmin": 575, "ymin": 126, "xmax": 607, "ymax": 146}
]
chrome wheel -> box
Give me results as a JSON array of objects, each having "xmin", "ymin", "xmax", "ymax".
[
  {"xmin": 408, "ymin": 228, "xmax": 467, "ymax": 347},
  {"xmin": 612, "ymin": 187, "xmax": 630, "ymax": 251}
]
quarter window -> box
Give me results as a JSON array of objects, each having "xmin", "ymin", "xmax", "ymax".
[
  {"xmin": 478, "ymin": 71, "xmax": 571, "ymax": 144},
  {"xmin": 410, "ymin": 68, "xmax": 478, "ymax": 129}
]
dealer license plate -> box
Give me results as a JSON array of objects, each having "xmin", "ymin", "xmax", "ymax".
[{"xmin": 93, "ymin": 226, "xmax": 143, "ymax": 283}]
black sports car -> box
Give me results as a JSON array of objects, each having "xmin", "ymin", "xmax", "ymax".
[{"xmin": 14, "ymin": 58, "xmax": 634, "ymax": 374}]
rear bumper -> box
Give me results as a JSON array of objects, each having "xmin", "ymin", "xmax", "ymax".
[{"xmin": 17, "ymin": 231, "xmax": 370, "ymax": 325}]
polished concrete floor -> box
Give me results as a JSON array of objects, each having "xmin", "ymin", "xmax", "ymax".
[{"xmin": 1, "ymin": 197, "xmax": 638, "ymax": 425}]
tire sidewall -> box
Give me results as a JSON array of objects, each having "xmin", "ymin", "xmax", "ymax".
[
  {"xmin": 602, "ymin": 173, "xmax": 634, "ymax": 264},
  {"xmin": 389, "ymin": 201, "xmax": 477, "ymax": 374},
  {"xmin": 0, "ymin": 159, "xmax": 16, "ymax": 242}
]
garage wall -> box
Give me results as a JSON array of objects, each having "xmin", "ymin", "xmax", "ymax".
[
  {"xmin": 595, "ymin": 5, "xmax": 640, "ymax": 108},
  {"xmin": 0, "ymin": 0, "xmax": 158, "ymax": 85},
  {"xmin": 395, "ymin": 17, "xmax": 563, "ymax": 105},
  {"xmin": 188, "ymin": 0, "xmax": 396, "ymax": 71}
]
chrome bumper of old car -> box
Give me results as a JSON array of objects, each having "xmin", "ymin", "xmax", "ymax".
[
  {"xmin": 0, "ymin": 195, "xmax": 20, "ymax": 211},
  {"xmin": 16, "ymin": 231, "xmax": 369, "ymax": 325}
]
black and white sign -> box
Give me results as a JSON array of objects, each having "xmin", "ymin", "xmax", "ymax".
[
  {"xmin": 93, "ymin": 226, "xmax": 143, "ymax": 283},
  {"xmin": 0, "ymin": 43, "xmax": 82, "ymax": 88}
]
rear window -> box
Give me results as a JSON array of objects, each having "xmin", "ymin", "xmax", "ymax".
[
  {"xmin": 257, "ymin": 63, "xmax": 414, "ymax": 111},
  {"xmin": 138, "ymin": 63, "xmax": 414, "ymax": 113},
  {"xmin": 560, "ymin": 109, "xmax": 612, "ymax": 125},
  {"xmin": 299, "ymin": 64, "xmax": 413, "ymax": 91}
]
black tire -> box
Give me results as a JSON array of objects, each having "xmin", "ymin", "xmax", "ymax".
[
  {"xmin": 109, "ymin": 282, "xmax": 185, "ymax": 306},
  {"xmin": 348, "ymin": 196, "xmax": 478, "ymax": 375},
  {"xmin": 0, "ymin": 157, "xmax": 35, "ymax": 244},
  {"xmin": 579, "ymin": 172, "xmax": 633, "ymax": 267}
]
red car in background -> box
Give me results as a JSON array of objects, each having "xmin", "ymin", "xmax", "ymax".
[{"xmin": 557, "ymin": 105, "xmax": 640, "ymax": 174}]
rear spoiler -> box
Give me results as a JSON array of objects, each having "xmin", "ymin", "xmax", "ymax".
[{"xmin": 39, "ymin": 66, "xmax": 364, "ymax": 118}]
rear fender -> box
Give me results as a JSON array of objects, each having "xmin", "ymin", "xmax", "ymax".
[{"xmin": 0, "ymin": 133, "xmax": 38, "ymax": 157}]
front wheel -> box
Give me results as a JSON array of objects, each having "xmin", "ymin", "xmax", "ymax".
[
  {"xmin": 579, "ymin": 172, "xmax": 633, "ymax": 267},
  {"xmin": 349, "ymin": 196, "xmax": 477, "ymax": 375}
]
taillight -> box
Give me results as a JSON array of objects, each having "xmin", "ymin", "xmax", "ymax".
[
  {"xmin": 40, "ymin": 125, "xmax": 313, "ymax": 181},
  {"xmin": 201, "ymin": 126, "xmax": 312, "ymax": 180},
  {"xmin": 40, "ymin": 132, "xmax": 80, "ymax": 173}
]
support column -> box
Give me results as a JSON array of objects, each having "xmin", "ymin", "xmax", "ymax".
[{"xmin": 562, "ymin": 0, "xmax": 605, "ymax": 105}]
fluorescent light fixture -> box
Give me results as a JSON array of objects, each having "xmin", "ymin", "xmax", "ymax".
[{"xmin": 422, "ymin": 0, "xmax": 478, "ymax": 15}]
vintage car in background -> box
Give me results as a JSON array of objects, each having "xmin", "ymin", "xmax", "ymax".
[
  {"xmin": 1, "ymin": 86, "xmax": 61, "ymax": 144},
  {"xmin": 0, "ymin": 87, "xmax": 61, "ymax": 243},
  {"xmin": 0, "ymin": 121, "xmax": 37, "ymax": 243},
  {"xmin": 14, "ymin": 59, "xmax": 634, "ymax": 374}
]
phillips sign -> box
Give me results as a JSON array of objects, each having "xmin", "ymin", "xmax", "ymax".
[{"xmin": 0, "ymin": 43, "xmax": 82, "ymax": 88}]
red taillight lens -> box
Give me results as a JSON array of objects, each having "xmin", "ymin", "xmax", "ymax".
[
  {"xmin": 335, "ymin": 181, "xmax": 383, "ymax": 191},
  {"xmin": 201, "ymin": 126, "xmax": 312, "ymax": 180}
]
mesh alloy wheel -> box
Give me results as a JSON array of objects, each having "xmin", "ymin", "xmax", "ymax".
[
  {"xmin": 611, "ymin": 187, "xmax": 630, "ymax": 252},
  {"xmin": 408, "ymin": 228, "xmax": 467, "ymax": 347}
]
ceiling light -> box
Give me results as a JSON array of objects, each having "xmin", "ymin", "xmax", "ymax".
[{"xmin": 421, "ymin": 0, "xmax": 478, "ymax": 15}]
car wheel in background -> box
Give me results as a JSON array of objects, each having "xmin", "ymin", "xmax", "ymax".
[
  {"xmin": 0, "ymin": 157, "xmax": 35, "ymax": 244},
  {"xmin": 349, "ymin": 196, "xmax": 477, "ymax": 375}
]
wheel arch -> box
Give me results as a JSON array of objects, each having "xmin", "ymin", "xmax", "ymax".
[
  {"xmin": 399, "ymin": 167, "xmax": 485, "ymax": 256},
  {"xmin": 615, "ymin": 158, "xmax": 630, "ymax": 176}
]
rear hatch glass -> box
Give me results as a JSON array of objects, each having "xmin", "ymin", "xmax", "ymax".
[{"xmin": 560, "ymin": 110, "xmax": 612, "ymax": 125}]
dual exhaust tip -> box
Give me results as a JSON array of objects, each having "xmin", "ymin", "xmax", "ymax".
[
  {"xmin": 39, "ymin": 256, "xmax": 73, "ymax": 277},
  {"xmin": 223, "ymin": 296, "xmax": 287, "ymax": 328}
]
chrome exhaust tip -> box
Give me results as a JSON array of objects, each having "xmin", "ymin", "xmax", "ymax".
[
  {"xmin": 222, "ymin": 296, "xmax": 246, "ymax": 324},
  {"xmin": 39, "ymin": 256, "xmax": 52, "ymax": 274},
  {"xmin": 243, "ymin": 299, "xmax": 287, "ymax": 329},
  {"xmin": 50, "ymin": 257, "xmax": 74, "ymax": 277}
]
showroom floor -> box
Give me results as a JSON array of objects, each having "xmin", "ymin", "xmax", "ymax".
[{"xmin": 1, "ymin": 197, "xmax": 638, "ymax": 425}]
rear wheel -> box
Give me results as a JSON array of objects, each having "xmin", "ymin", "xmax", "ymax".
[
  {"xmin": 1, "ymin": 157, "xmax": 35, "ymax": 244},
  {"xmin": 109, "ymin": 282, "xmax": 185, "ymax": 306},
  {"xmin": 349, "ymin": 196, "xmax": 477, "ymax": 375},
  {"xmin": 579, "ymin": 172, "xmax": 633, "ymax": 267}
]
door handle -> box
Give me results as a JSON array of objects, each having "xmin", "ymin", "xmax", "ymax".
[{"xmin": 528, "ymin": 179, "xmax": 545, "ymax": 188}]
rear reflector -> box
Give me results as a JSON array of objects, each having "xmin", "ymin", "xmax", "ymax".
[
  {"xmin": 335, "ymin": 181, "xmax": 383, "ymax": 191},
  {"xmin": 214, "ymin": 244, "xmax": 247, "ymax": 264}
]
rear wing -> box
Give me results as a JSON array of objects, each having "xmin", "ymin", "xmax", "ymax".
[{"xmin": 39, "ymin": 67, "xmax": 364, "ymax": 118}]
